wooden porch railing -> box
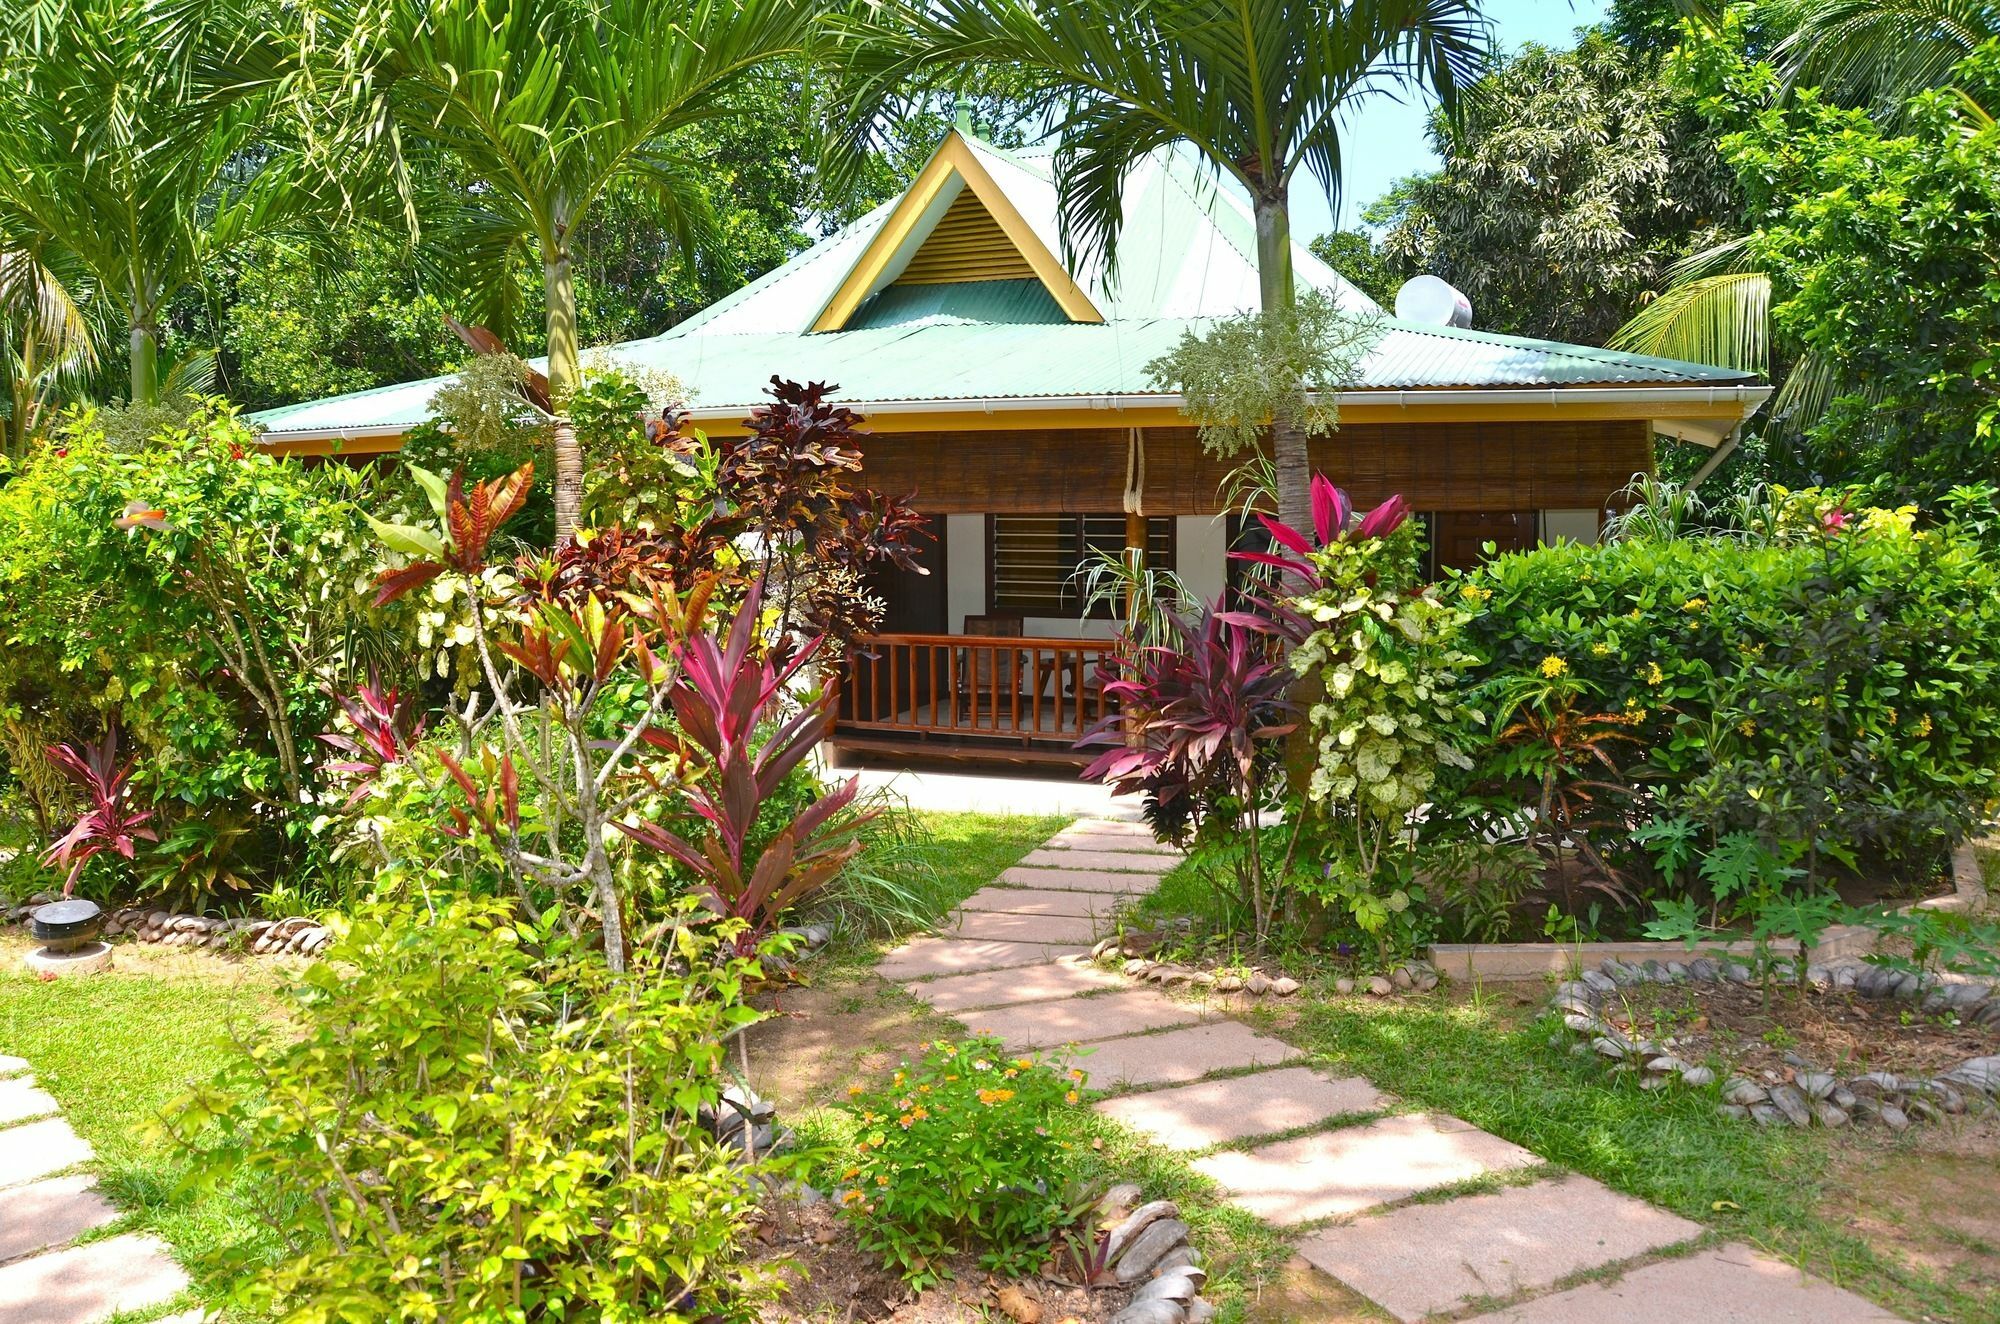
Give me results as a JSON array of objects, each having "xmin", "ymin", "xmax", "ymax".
[{"xmin": 838, "ymin": 633, "xmax": 1120, "ymax": 746}]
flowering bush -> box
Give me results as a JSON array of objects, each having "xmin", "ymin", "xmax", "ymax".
[
  {"xmin": 1457, "ymin": 484, "xmax": 2000, "ymax": 890},
  {"xmin": 834, "ymin": 1036, "xmax": 1086, "ymax": 1288}
]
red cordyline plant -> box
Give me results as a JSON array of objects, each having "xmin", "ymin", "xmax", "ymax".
[
  {"xmin": 619, "ymin": 584, "xmax": 872, "ymax": 952},
  {"xmin": 317, "ymin": 679, "xmax": 426, "ymax": 807},
  {"xmin": 364, "ymin": 458, "xmax": 867, "ymax": 972},
  {"xmin": 42, "ymin": 727, "xmax": 156, "ymax": 896},
  {"xmin": 1080, "ymin": 473, "xmax": 1412, "ymax": 944}
]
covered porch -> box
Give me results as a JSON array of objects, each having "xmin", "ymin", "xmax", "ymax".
[{"xmin": 827, "ymin": 415, "xmax": 1658, "ymax": 765}]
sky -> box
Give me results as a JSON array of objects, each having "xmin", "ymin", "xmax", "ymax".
[{"xmin": 1291, "ymin": 0, "xmax": 1613, "ymax": 240}]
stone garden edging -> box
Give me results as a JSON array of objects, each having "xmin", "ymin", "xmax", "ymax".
[
  {"xmin": 1549, "ymin": 955, "xmax": 2000, "ymax": 1131},
  {"xmin": 3, "ymin": 900, "xmax": 333, "ymax": 958},
  {"xmin": 1438, "ymin": 838, "xmax": 1993, "ymax": 984}
]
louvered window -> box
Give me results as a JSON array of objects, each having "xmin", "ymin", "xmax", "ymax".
[{"xmin": 987, "ymin": 514, "xmax": 1174, "ymax": 616}]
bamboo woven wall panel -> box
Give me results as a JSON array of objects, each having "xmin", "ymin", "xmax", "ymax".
[{"xmin": 854, "ymin": 420, "xmax": 1653, "ymax": 514}]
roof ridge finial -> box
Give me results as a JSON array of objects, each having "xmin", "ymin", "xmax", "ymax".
[{"xmin": 953, "ymin": 95, "xmax": 976, "ymax": 138}]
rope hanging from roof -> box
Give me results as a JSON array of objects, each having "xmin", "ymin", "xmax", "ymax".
[{"xmin": 1122, "ymin": 427, "xmax": 1145, "ymax": 516}]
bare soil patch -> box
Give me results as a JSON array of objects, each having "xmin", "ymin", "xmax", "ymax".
[
  {"xmin": 751, "ymin": 1196, "xmax": 1133, "ymax": 1324},
  {"xmin": 1822, "ymin": 1115, "xmax": 2000, "ymax": 1305},
  {"xmin": 1597, "ymin": 978, "xmax": 1997, "ymax": 1080},
  {"xmin": 741, "ymin": 969, "xmax": 962, "ymax": 1111}
]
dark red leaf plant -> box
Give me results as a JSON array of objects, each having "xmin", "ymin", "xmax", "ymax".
[
  {"xmin": 41, "ymin": 726, "xmax": 157, "ymax": 897},
  {"xmin": 618, "ymin": 583, "xmax": 874, "ymax": 951},
  {"xmin": 365, "ymin": 459, "xmax": 868, "ymax": 974}
]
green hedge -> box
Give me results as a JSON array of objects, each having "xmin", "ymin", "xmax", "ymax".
[{"xmin": 1458, "ymin": 490, "xmax": 2000, "ymax": 870}]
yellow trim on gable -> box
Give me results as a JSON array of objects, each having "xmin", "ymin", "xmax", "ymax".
[{"xmin": 808, "ymin": 134, "xmax": 1104, "ymax": 332}]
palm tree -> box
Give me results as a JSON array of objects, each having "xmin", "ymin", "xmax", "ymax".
[
  {"xmin": 0, "ymin": 0, "xmax": 301, "ymax": 406},
  {"xmin": 835, "ymin": 0, "xmax": 1488, "ymax": 533},
  {"xmin": 0, "ymin": 232, "xmax": 98, "ymax": 458},
  {"xmin": 1769, "ymin": 0, "xmax": 1999, "ymax": 118},
  {"xmin": 297, "ymin": 0, "xmax": 821, "ymax": 543}
]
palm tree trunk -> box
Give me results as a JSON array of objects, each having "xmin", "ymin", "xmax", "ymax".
[
  {"xmin": 128, "ymin": 319, "xmax": 159, "ymax": 407},
  {"xmin": 545, "ymin": 243, "xmax": 584, "ymax": 544},
  {"xmin": 1253, "ymin": 194, "xmax": 1311, "ymax": 538}
]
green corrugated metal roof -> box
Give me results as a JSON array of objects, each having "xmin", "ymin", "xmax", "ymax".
[{"xmin": 251, "ymin": 138, "xmax": 1761, "ymax": 440}]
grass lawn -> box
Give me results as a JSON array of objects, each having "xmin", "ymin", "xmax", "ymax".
[{"xmin": 0, "ymin": 942, "xmax": 287, "ymax": 1319}]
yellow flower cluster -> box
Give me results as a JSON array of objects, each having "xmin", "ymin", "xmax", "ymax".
[
  {"xmin": 1539, "ymin": 654, "xmax": 1568, "ymax": 678},
  {"xmin": 976, "ymin": 1087, "xmax": 1016, "ymax": 1106},
  {"xmin": 1682, "ymin": 597, "xmax": 1708, "ymax": 612},
  {"xmin": 1591, "ymin": 641, "xmax": 1614, "ymax": 657},
  {"xmin": 1459, "ymin": 583, "xmax": 1493, "ymax": 603},
  {"xmin": 1739, "ymin": 718, "xmax": 1757, "ymax": 737},
  {"xmin": 1642, "ymin": 661, "xmax": 1664, "ymax": 686}
]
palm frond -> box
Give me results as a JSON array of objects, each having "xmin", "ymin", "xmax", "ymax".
[
  {"xmin": 1770, "ymin": 0, "xmax": 1998, "ymax": 116},
  {"xmin": 1610, "ymin": 271, "xmax": 1772, "ymax": 374}
]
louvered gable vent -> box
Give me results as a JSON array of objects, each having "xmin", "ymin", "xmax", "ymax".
[{"xmin": 893, "ymin": 189, "xmax": 1038, "ymax": 286}]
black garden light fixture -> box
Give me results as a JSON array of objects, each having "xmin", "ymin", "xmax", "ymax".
[{"xmin": 30, "ymin": 898, "xmax": 104, "ymax": 952}]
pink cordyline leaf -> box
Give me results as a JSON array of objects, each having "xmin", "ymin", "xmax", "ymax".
[{"xmin": 1354, "ymin": 494, "xmax": 1410, "ymax": 541}]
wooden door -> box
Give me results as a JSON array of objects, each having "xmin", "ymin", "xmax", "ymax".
[{"xmin": 1431, "ymin": 511, "xmax": 1538, "ymax": 575}]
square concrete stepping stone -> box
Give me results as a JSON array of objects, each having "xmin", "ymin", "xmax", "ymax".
[
  {"xmin": 1047, "ymin": 824, "xmax": 1180, "ymax": 854},
  {"xmin": 999, "ymin": 867, "xmax": 1160, "ymax": 894},
  {"xmin": 877, "ymin": 937, "xmax": 1088, "ymax": 982},
  {"xmin": 0, "ymin": 1174, "xmax": 119, "ymax": 1262},
  {"xmin": 1298, "ymin": 1173, "xmax": 1703, "ymax": 1321},
  {"xmin": 904, "ymin": 958, "xmax": 1126, "ymax": 1013},
  {"xmin": 0, "ymin": 1056, "xmax": 25, "ymax": 1078},
  {"xmin": 1074, "ymin": 1021, "xmax": 1299, "ymax": 1090},
  {"xmin": 0, "ymin": 1077, "xmax": 60, "ymax": 1127},
  {"xmin": 1096, "ymin": 1066, "xmax": 1393, "ymax": 1151},
  {"xmin": 1192, "ymin": 1113, "xmax": 1539, "ymax": 1227},
  {"xmin": 967, "ymin": 989, "xmax": 1208, "ymax": 1050},
  {"xmin": 950, "ymin": 911, "xmax": 1103, "ymax": 945},
  {"xmin": 1021, "ymin": 848, "xmax": 1176, "ymax": 874},
  {"xmin": 959, "ymin": 887, "xmax": 1119, "ymax": 918},
  {"xmin": 0, "ymin": 1117, "xmax": 93, "ymax": 1189},
  {"xmin": 0, "ymin": 1232, "xmax": 189, "ymax": 1321},
  {"xmin": 1460, "ymin": 1242, "xmax": 1901, "ymax": 1322}
]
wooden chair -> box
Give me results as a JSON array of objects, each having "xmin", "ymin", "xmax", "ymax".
[{"xmin": 961, "ymin": 613, "xmax": 1024, "ymax": 726}]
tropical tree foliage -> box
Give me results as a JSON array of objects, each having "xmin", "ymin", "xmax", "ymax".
[
  {"xmin": 834, "ymin": 0, "xmax": 1489, "ymax": 532},
  {"xmin": 282, "ymin": 0, "xmax": 823, "ymax": 542},
  {"xmin": 0, "ymin": 0, "xmax": 308, "ymax": 405},
  {"xmin": 1370, "ymin": 28, "xmax": 1739, "ymax": 345}
]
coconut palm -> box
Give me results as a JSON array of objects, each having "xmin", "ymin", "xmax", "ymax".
[
  {"xmin": 295, "ymin": 0, "xmax": 821, "ymax": 543},
  {"xmin": 0, "ymin": 0, "xmax": 301, "ymax": 406},
  {"xmin": 1769, "ymin": 0, "xmax": 1999, "ymax": 118},
  {"xmin": 834, "ymin": 0, "xmax": 1489, "ymax": 534}
]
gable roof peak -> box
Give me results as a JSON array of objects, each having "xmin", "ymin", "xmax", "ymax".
[{"xmin": 809, "ymin": 130, "xmax": 1105, "ymax": 332}]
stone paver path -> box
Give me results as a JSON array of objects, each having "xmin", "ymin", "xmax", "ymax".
[
  {"xmin": 0, "ymin": 1055, "xmax": 192, "ymax": 1322},
  {"xmin": 881, "ymin": 816, "xmax": 1909, "ymax": 1322}
]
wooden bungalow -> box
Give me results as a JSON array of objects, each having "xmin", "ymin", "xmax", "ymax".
[{"xmin": 253, "ymin": 127, "xmax": 1770, "ymax": 767}]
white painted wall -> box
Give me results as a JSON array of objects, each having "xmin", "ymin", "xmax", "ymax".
[
  {"xmin": 943, "ymin": 513, "xmax": 985, "ymax": 631},
  {"xmin": 1540, "ymin": 509, "xmax": 1603, "ymax": 546},
  {"xmin": 1177, "ymin": 514, "xmax": 1228, "ymax": 606}
]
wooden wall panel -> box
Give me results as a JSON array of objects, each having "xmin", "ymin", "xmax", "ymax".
[{"xmin": 855, "ymin": 420, "xmax": 1654, "ymax": 515}]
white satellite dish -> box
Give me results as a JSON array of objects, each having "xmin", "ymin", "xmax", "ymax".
[{"xmin": 1394, "ymin": 275, "xmax": 1473, "ymax": 329}]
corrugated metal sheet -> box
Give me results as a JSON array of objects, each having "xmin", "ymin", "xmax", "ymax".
[{"xmin": 251, "ymin": 138, "xmax": 1757, "ymax": 440}]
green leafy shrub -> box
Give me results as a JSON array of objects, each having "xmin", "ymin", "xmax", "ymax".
[
  {"xmin": 834, "ymin": 1036, "xmax": 1086, "ymax": 1288},
  {"xmin": 1459, "ymin": 485, "xmax": 2000, "ymax": 881},
  {"xmin": 168, "ymin": 899, "xmax": 772, "ymax": 1322},
  {"xmin": 0, "ymin": 405, "xmax": 417, "ymax": 901}
]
